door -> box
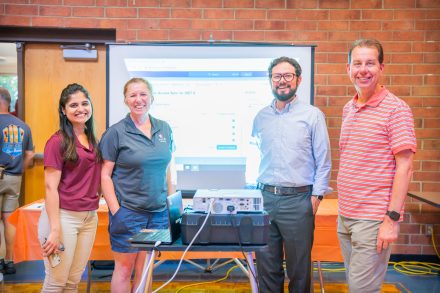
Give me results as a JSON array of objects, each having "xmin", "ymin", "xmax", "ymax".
[{"xmin": 24, "ymin": 43, "xmax": 106, "ymax": 204}]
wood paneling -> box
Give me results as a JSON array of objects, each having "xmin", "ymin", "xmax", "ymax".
[{"xmin": 24, "ymin": 43, "xmax": 106, "ymax": 204}]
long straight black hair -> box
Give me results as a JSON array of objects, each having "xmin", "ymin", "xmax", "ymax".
[{"xmin": 58, "ymin": 83, "xmax": 101, "ymax": 162}]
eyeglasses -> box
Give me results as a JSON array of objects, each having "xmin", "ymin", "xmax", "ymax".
[{"xmin": 271, "ymin": 73, "xmax": 296, "ymax": 82}]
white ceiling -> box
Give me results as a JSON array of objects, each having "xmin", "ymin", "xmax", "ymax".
[{"xmin": 0, "ymin": 43, "xmax": 17, "ymax": 75}]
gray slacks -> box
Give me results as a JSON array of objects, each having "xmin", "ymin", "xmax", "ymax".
[{"xmin": 256, "ymin": 189, "xmax": 314, "ymax": 293}]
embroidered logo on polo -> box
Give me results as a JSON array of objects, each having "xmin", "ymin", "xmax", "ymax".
[
  {"xmin": 2, "ymin": 124, "xmax": 25, "ymax": 159},
  {"xmin": 158, "ymin": 133, "xmax": 167, "ymax": 143}
]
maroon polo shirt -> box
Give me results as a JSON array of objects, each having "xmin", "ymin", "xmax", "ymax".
[{"xmin": 44, "ymin": 132, "xmax": 101, "ymax": 211}]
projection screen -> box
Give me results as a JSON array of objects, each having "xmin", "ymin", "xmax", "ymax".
[{"xmin": 107, "ymin": 43, "xmax": 315, "ymax": 192}]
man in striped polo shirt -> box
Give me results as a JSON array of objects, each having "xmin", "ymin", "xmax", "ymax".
[{"xmin": 337, "ymin": 39, "xmax": 416, "ymax": 292}]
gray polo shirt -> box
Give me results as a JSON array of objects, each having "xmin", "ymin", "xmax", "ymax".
[{"xmin": 100, "ymin": 114, "xmax": 174, "ymax": 212}]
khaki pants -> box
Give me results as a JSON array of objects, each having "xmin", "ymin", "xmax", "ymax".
[
  {"xmin": 337, "ymin": 215, "xmax": 392, "ymax": 293},
  {"xmin": 38, "ymin": 208, "xmax": 98, "ymax": 293}
]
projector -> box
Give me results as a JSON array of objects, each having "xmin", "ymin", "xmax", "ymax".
[{"xmin": 193, "ymin": 189, "xmax": 264, "ymax": 214}]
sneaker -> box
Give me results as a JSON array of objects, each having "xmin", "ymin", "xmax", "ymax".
[
  {"xmin": 0, "ymin": 259, "xmax": 4, "ymax": 273},
  {"xmin": 3, "ymin": 261, "xmax": 16, "ymax": 274}
]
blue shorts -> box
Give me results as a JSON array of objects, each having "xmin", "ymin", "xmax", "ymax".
[{"xmin": 108, "ymin": 205, "xmax": 168, "ymax": 253}]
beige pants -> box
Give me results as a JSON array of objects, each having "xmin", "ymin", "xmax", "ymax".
[
  {"xmin": 38, "ymin": 208, "xmax": 98, "ymax": 293},
  {"xmin": 337, "ymin": 215, "xmax": 392, "ymax": 293},
  {"xmin": 0, "ymin": 174, "xmax": 22, "ymax": 212}
]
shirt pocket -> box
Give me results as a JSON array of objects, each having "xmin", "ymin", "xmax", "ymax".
[{"xmin": 285, "ymin": 124, "xmax": 310, "ymax": 150}]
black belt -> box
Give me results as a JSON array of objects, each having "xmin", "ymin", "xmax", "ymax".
[{"xmin": 258, "ymin": 183, "xmax": 312, "ymax": 196}]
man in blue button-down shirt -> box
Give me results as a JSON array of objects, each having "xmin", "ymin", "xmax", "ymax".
[{"xmin": 248, "ymin": 56, "xmax": 331, "ymax": 293}]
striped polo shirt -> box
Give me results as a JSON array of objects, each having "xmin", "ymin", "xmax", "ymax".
[{"xmin": 337, "ymin": 87, "xmax": 416, "ymax": 221}]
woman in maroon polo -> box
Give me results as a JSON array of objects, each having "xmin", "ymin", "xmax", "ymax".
[{"xmin": 37, "ymin": 83, "xmax": 101, "ymax": 292}]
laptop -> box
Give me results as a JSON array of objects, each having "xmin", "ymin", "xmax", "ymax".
[{"xmin": 129, "ymin": 191, "xmax": 183, "ymax": 245}]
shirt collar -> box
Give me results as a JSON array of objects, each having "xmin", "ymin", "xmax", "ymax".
[
  {"xmin": 124, "ymin": 113, "xmax": 160, "ymax": 136},
  {"xmin": 270, "ymin": 96, "xmax": 299, "ymax": 114},
  {"xmin": 352, "ymin": 86, "xmax": 388, "ymax": 109}
]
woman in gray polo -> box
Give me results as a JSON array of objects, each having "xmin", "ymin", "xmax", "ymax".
[{"xmin": 100, "ymin": 78, "xmax": 175, "ymax": 292}]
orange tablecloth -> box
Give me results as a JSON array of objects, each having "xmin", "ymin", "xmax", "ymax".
[{"xmin": 9, "ymin": 199, "xmax": 342, "ymax": 263}]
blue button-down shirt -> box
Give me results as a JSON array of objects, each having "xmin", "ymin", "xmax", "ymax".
[{"xmin": 248, "ymin": 98, "xmax": 331, "ymax": 196}]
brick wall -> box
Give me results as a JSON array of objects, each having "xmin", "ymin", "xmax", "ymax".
[{"xmin": 1, "ymin": 0, "xmax": 439, "ymax": 256}]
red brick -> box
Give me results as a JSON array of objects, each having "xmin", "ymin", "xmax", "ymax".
[
  {"xmin": 424, "ymin": 52, "xmax": 440, "ymax": 64},
  {"xmin": 296, "ymin": 31, "xmax": 328, "ymax": 42},
  {"xmin": 0, "ymin": 15, "xmax": 31, "ymax": 25},
  {"xmin": 31, "ymin": 16, "xmax": 64, "ymax": 27},
  {"xmin": 233, "ymin": 30, "xmax": 265, "ymax": 41},
  {"xmin": 408, "ymin": 182, "xmax": 421, "ymax": 191},
  {"xmin": 315, "ymin": 42, "xmax": 348, "ymax": 53},
  {"xmin": 393, "ymin": 31, "xmax": 425, "ymax": 41},
  {"xmin": 328, "ymin": 97, "xmax": 350, "ymax": 106},
  {"xmin": 160, "ymin": 19, "xmax": 190, "ymax": 29},
  {"xmin": 255, "ymin": 20, "xmax": 285, "ymax": 30},
  {"xmin": 137, "ymin": 29, "xmax": 168, "ymax": 41},
  {"xmin": 361, "ymin": 31, "xmax": 394, "ymax": 42},
  {"xmin": 411, "ymin": 234, "xmax": 435, "ymax": 245},
  {"xmin": 201, "ymin": 30, "xmax": 232, "ymax": 41},
  {"xmin": 391, "ymin": 245, "xmax": 421, "ymax": 254},
  {"xmin": 318, "ymin": 21, "xmax": 349, "ymax": 31},
  {"xmin": 327, "ymin": 53, "xmax": 348, "ymax": 63},
  {"xmin": 390, "ymin": 53, "xmax": 424, "ymax": 64},
  {"xmin": 321, "ymin": 107, "xmax": 344, "ymax": 118},
  {"xmin": 422, "ymin": 182, "xmax": 440, "ymax": 192},
  {"xmin": 327, "ymin": 31, "xmax": 358, "ymax": 41},
  {"xmin": 413, "ymin": 171, "xmax": 440, "ymax": 181},
  {"xmin": 417, "ymin": 0, "xmax": 440, "ymax": 8},
  {"xmin": 391, "ymin": 75, "xmax": 423, "ymax": 86},
  {"xmin": 384, "ymin": 0, "xmax": 416, "ymax": 8},
  {"xmin": 423, "ymin": 97, "xmax": 440, "ymax": 107},
  {"xmin": 413, "ymin": 86, "xmax": 440, "ymax": 97},
  {"xmin": 235, "ymin": 9, "xmax": 266, "ymax": 19},
  {"xmin": 192, "ymin": 0, "xmax": 222, "ymax": 8},
  {"xmin": 204, "ymin": 9, "xmax": 234, "ymax": 19},
  {"xmin": 5, "ymin": 4, "xmax": 38, "ymax": 15},
  {"xmin": 422, "ymin": 161, "xmax": 440, "ymax": 171},
  {"xmin": 317, "ymin": 86, "xmax": 346, "ymax": 96},
  {"xmin": 286, "ymin": 0, "xmax": 318, "ymax": 9},
  {"xmin": 106, "ymin": 7, "xmax": 137, "ymax": 18},
  {"xmin": 350, "ymin": 20, "xmax": 381, "ymax": 31},
  {"xmin": 327, "ymin": 117, "xmax": 342, "ymax": 128},
  {"xmin": 422, "ymin": 246, "xmax": 438, "ymax": 255},
  {"xmin": 63, "ymin": 17, "xmax": 99, "ymax": 28},
  {"xmin": 127, "ymin": 18, "xmax": 159, "ymax": 29},
  {"xmin": 264, "ymin": 31, "xmax": 296, "ymax": 42},
  {"xmin": 296, "ymin": 10, "xmax": 328, "ymax": 20},
  {"xmin": 423, "ymin": 75, "xmax": 440, "ymax": 85},
  {"xmin": 414, "ymin": 149, "xmax": 440, "ymax": 161},
  {"xmin": 171, "ymin": 8, "xmax": 201, "ymax": 18},
  {"xmin": 426, "ymin": 10, "xmax": 440, "ymax": 19},
  {"xmin": 160, "ymin": 0, "xmax": 190, "ymax": 8},
  {"xmin": 413, "ymin": 107, "xmax": 440, "ymax": 118},
  {"xmin": 139, "ymin": 8, "xmax": 170, "ymax": 18},
  {"xmin": 385, "ymin": 64, "xmax": 412, "ymax": 74},
  {"xmin": 256, "ymin": 0, "xmax": 284, "ymax": 9},
  {"xmin": 413, "ymin": 42, "xmax": 440, "ymax": 52},
  {"xmin": 400, "ymin": 97, "xmax": 423, "ymax": 107},
  {"xmin": 116, "ymin": 29, "xmax": 137, "ymax": 42},
  {"xmin": 314, "ymin": 96, "xmax": 327, "ymax": 106},
  {"xmin": 320, "ymin": 0, "xmax": 349, "ymax": 9},
  {"xmin": 169, "ymin": 29, "xmax": 201, "ymax": 40},
  {"xmin": 126, "ymin": 0, "xmax": 158, "ymax": 7},
  {"xmin": 384, "ymin": 20, "xmax": 415, "ymax": 31},
  {"xmin": 423, "ymin": 140, "xmax": 440, "ymax": 151},
  {"xmin": 40, "ymin": 5, "xmax": 71, "ymax": 17},
  {"xmin": 99, "ymin": 19, "xmax": 128, "ymax": 29},
  {"xmin": 285, "ymin": 20, "xmax": 317, "ymax": 30},
  {"xmin": 395, "ymin": 234, "xmax": 410, "ymax": 244},
  {"xmin": 426, "ymin": 31, "xmax": 440, "ymax": 41},
  {"xmin": 381, "ymin": 42, "xmax": 412, "ymax": 53},
  {"xmin": 416, "ymin": 20, "xmax": 440, "ymax": 30},
  {"xmin": 328, "ymin": 75, "xmax": 351, "ymax": 85},
  {"xmin": 268, "ymin": 9, "xmax": 297, "ymax": 20},
  {"xmin": 329, "ymin": 10, "xmax": 361, "ymax": 20},
  {"xmin": 361, "ymin": 10, "xmax": 393, "ymax": 20},
  {"xmin": 414, "ymin": 118, "xmax": 423, "ymax": 128},
  {"xmin": 394, "ymin": 9, "xmax": 426, "ymax": 20},
  {"xmin": 405, "ymin": 202, "xmax": 421, "ymax": 213},
  {"xmin": 30, "ymin": 0, "xmax": 62, "ymax": 4},
  {"xmin": 224, "ymin": 0, "xmax": 254, "ymax": 8},
  {"xmin": 191, "ymin": 19, "xmax": 222, "ymax": 29},
  {"xmin": 399, "ymin": 223, "xmax": 422, "ymax": 234},
  {"xmin": 223, "ymin": 20, "xmax": 253, "ymax": 30},
  {"xmin": 352, "ymin": 0, "xmax": 382, "ymax": 8},
  {"xmin": 64, "ymin": 0, "xmax": 94, "ymax": 5},
  {"xmin": 317, "ymin": 64, "xmax": 345, "ymax": 75},
  {"xmin": 73, "ymin": 7, "xmax": 104, "ymax": 17},
  {"xmin": 314, "ymin": 53, "xmax": 327, "ymax": 63}
]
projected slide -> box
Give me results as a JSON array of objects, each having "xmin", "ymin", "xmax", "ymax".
[{"xmin": 108, "ymin": 44, "xmax": 315, "ymax": 190}]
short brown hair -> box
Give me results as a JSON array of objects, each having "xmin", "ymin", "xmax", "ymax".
[
  {"xmin": 0, "ymin": 87, "xmax": 11, "ymax": 105},
  {"xmin": 348, "ymin": 39, "xmax": 384, "ymax": 64}
]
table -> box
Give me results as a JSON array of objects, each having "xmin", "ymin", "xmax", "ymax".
[
  {"xmin": 9, "ymin": 198, "xmax": 342, "ymax": 292},
  {"xmin": 407, "ymin": 191, "xmax": 440, "ymax": 208},
  {"xmin": 132, "ymin": 238, "xmax": 268, "ymax": 293}
]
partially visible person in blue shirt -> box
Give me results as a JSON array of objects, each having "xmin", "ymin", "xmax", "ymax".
[{"xmin": 247, "ymin": 56, "xmax": 331, "ymax": 293}]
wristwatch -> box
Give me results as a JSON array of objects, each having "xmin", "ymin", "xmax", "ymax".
[
  {"xmin": 385, "ymin": 210, "xmax": 400, "ymax": 221},
  {"xmin": 313, "ymin": 195, "xmax": 324, "ymax": 201}
]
